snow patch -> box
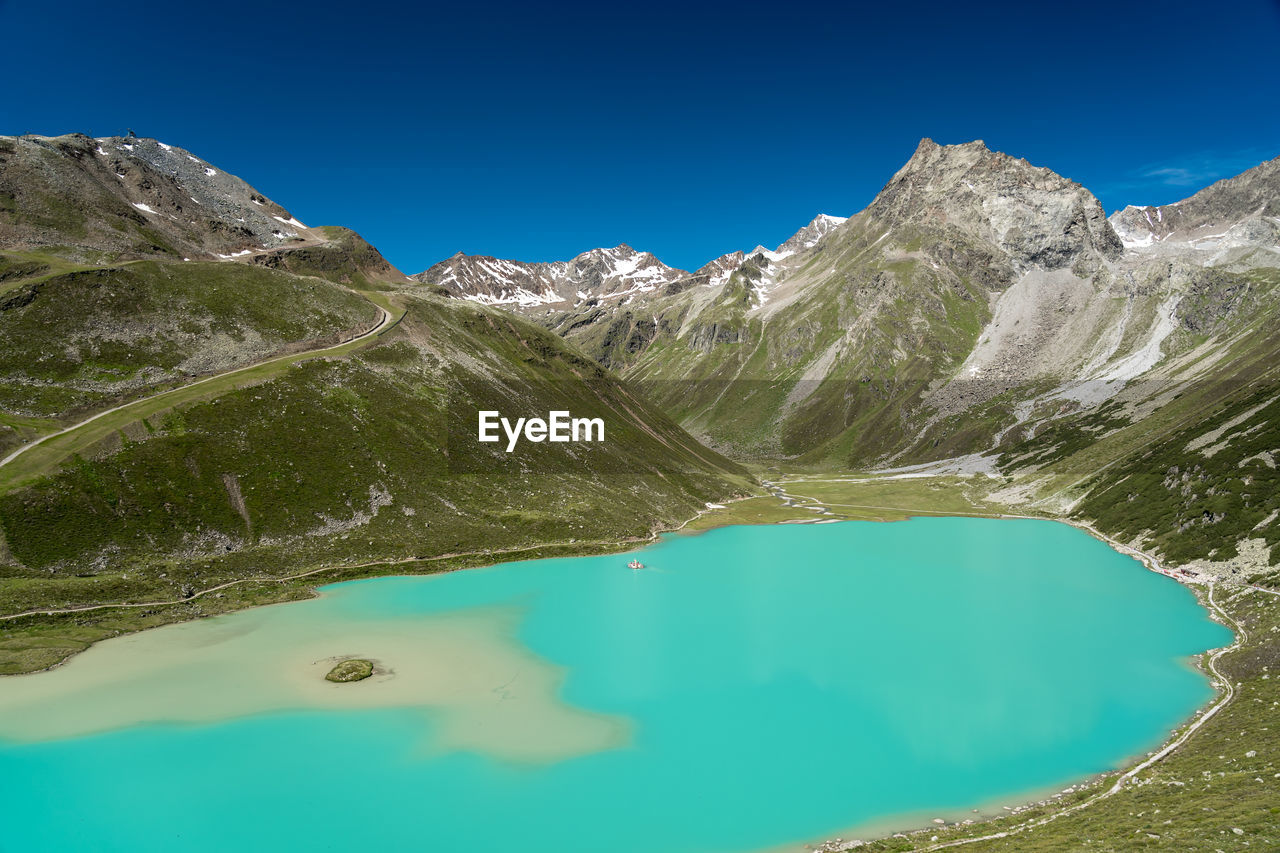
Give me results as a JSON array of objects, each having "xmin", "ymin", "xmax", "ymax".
[
  {"xmin": 749, "ymin": 245, "xmax": 795, "ymax": 263},
  {"xmin": 131, "ymin": 202, "xmax": 157, "ymax": 214},
  {"xmin": 463, "ymin": 287, "xmax": 565, "ymax": 308}
]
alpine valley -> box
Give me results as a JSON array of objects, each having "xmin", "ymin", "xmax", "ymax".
[{"xmin": 3, "ymin": 132, "xmax": 1280, "ymax": 851}]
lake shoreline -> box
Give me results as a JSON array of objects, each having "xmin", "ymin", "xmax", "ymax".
[
  {"xmin": 1, "ymin": 473, "xmax": 1234, "ymax": 679},
  {"xmin": 0, "ymin": 480, "xmax": 1254, "ymax": 853},
  {"xmin": 803, "ymin": 582, "xmax": 1249, "ymax": 853},
  {"xmin": 0, "ymin": 505, "xmax": 1234, "ymax": 853},
  {"xmin": 751, "ymin": 489, "xmax": 1242, "ymax": 852},
  {"xmin": 0, "ymin": 491, "xmax": 762, "ymax": 678}
]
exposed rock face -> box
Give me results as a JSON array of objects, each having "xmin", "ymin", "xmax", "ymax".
[
  {"xmin": 414, "ymin": 244, "xmax": 686, "ymax": 308},
  {"xmin": 410, "ymin": 139, "xmax": 1280, "ymax": 474},
  {"xmin": 687, "ymin": 321, "xmax": 743, "ymax": 353},
  {"xmin": 1108, "ymin": 156, "xmax": 1280, "ymax": 262},
  {"xmin": 773, "ymin": 213, "xmax": 848, "ymax": 256},
  {"xmin": 691, "ymin": 250, "xmax": 747, "ymax": 288},
  {"xmin": 0, "ymin": 134, "xmax": 316, "ymax": 261},
  {"xmin": 249, "ymin": 226, "xmax": 407, "ymax": 285},
  {"xmin": 866, "ymin": 139, "xmax": 1122, "ymax": 270}
]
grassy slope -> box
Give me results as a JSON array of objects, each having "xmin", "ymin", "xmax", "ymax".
[
  {"xmin": 612, "ymin": 222, "xmax": 1001, "ymax": 466},
  {"xmin": 998, "ymin": 268, "xmax": 1280, "ymax": 573},
  {"xmin": 249, "ymin": 226, "xmax": 409, "ymax": 291},
  {"xmin": 781, "ymin": 476, "xmax": 995, "ymax": 518},
  {"xmin": 1077, "ymin": 383, "xmax": 1280, "ymax": 566},
  {"xmin": 0, "ymin": 253, "xmax": 378, "ymax": 422},
  {"xmin": 0, "ymin": 292, "xmax": 749, "ymax": 673},
  {"xmin": 0, "ymin": 290, "xmax": 399, "ymax": 494}
]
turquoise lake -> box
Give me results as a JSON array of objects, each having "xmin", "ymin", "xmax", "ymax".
[{"xmin": 0, "ymin": 518, "xmax": 1231, "ymax": 851}]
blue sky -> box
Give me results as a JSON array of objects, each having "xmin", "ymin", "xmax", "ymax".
[{"xmin": 4, "ymin": 0, "xmax": 1279, "ymax": 272}]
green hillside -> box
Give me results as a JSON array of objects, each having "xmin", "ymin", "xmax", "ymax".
[
  {"xmin": 0, "ymin": 291, "xmax": 747, "ymax": 672},
  {"xmin": 0, "ymin": 254, "xmax": 380, "ymax": 422}
]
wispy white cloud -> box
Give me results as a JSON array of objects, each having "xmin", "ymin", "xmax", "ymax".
[
  {"xmin": 1095, "ymin": 147, "xmax": 1276, "ymax": 210},
  {"xmin": 1138, "ymin": 150, "xmax": 1271, "ymax": 187},
  {"xmin": 1142, "ymin": 166, "xmax": 1206, "ymax": 186}
]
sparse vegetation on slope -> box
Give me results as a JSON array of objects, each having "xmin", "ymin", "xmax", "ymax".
[
  {"xmin": 0, "ymin": 255, "xmax": 379, "ymax": 418},
  {"xmin": 1077, "ymin": 384, "xmax": 1280, "ymax": 568}
]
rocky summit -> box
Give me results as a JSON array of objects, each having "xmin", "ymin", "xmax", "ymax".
[
  {"xmin": 865, "ymin": 138, "xmax": 1122, "ymax": 272},
  {"xmin": 414, "ymin": 244, "xmax": 686, "ymax": 308},
  {"xmin": 0, "ymin": 133, "xmax": 407, "ymax": 285}
]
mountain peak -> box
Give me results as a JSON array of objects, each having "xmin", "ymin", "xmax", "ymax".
[
  {"xmin": 870, "ymin": 139, "xmax": 1121, "ymax": 269},
  {"xmin": 0, "ymin": 132, "xmax": 317, "ymax": 261},
  {"xmin": 775, "ymin": 213, "xmax": 848, "ymax": 256},
  {"xmin": 896, "ymin": 139, "xmax": 1019, "ymax": 184},
  {"xmin": 418, "ymin": 240, "xmax": 685, "ymax": 308},
  {"xmin": 906, "ymin": 137, "xmax": 990, "ymax": 165}
]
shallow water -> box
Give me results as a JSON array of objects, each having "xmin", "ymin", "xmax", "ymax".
[{"xmin": 0, "ymin": 518, "xmax": 1231, "ymax": 852}]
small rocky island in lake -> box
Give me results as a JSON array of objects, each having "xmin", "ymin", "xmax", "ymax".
[{"xmin": 325, "ymin": 659, "xmax": 375, "ymax": 683}]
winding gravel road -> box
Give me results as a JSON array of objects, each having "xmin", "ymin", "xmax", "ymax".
[{"xmin": 0, "ymin": 303, "xmax": 392, "ymax": 471}]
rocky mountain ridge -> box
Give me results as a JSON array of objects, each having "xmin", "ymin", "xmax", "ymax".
[
  {"xmin": 1109, "ymin": 156, "xmax": 1280, "ymax": 265},
  {"xmin": 0, "ymin": 133, "xmax": 408, "ymax": 283},
  {"xmin": 866, "ymin": 138, "xmax": 1122, "ymax": 272},
  {"xmin": 415, "ymin": 244, "xmax": 683, "ymax": 308},
  {"xmin": 415, "ymin": 139, "xmax": 1280, "ymax": 487},
  {"xmin": 414, "ymin": 212, "xmax": 851, "ymax": 312}
]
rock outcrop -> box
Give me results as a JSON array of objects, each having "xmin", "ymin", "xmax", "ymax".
[{"xmin": 866, "ymin": 138, "xmax": 1122, "ymax": 270}]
